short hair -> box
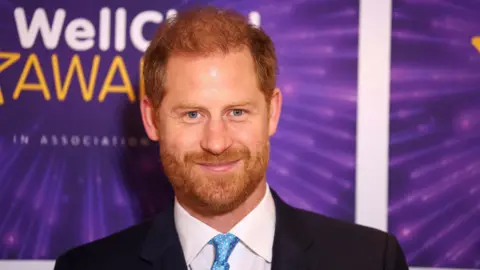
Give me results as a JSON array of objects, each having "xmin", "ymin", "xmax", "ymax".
[{"xmin": 143, "ymin": 5, "xmax": 277, "ymax": 108}]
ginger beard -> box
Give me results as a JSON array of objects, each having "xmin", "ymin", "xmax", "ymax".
[{"xmin": 160, "ymin": 141, "xmax": 269, "ymax": 215}]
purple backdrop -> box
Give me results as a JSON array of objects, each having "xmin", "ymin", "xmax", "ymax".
[
  {"xmin": 0, "ymin": 0, "xmax": 359, "ymax": 259},
  {"xmin": 389, "ymin": 0, "xmax": 480, "ymax": 268}
]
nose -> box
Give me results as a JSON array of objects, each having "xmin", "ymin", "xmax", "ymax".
[{"xmin": 200, "ymin": 119, "xmax": 233, "ymax": 155}]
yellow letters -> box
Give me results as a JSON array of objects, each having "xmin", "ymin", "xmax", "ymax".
[
  {"xmin": 0, "ymin": 52, "xmax": 21, "ymax": 105},
  {"xmin": 4, "ymin": 53, "xmax": 144, "ymax": 104},
  {"xmin": 13, "ymin": 54, "xmax": 51, "ymax": 101},
  {"xmin": 52, "ymin": 54, "xmax": 100, "ymax": 101},
  {"xmin": 98, "ymin": 56, "xmax": 135, "ymax": 102},
  {"xmin": 472, "ymin": 36, "xmax": 480, "ymax": 53}
]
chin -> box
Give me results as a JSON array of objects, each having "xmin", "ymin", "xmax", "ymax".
[
  {"xmin": 191, "ymin": 180, "xmax": 248, "ymax": 214},
  {"xmin": 176, "ymin": 164, "xmax": 265, "ymax": 215},
  {"xmin": 198, "ymin": 195, "xmax": 246, "ymax": 215}
]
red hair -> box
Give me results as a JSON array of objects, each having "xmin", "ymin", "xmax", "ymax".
[{"xmin": 143, "ymin": 5, "xmax": 277, "ymax": 108}]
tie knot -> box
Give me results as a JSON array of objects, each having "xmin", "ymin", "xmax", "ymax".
[{"xmin": 209, "ymin": 233, "xmax": 240, "ymax": 268}]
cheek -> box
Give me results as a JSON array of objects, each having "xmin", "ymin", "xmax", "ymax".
[
  {"xmin": 162, "ymin": 124, "xmax": 202, "ymax": 152},
  {"xmin": 228, "ymin": 121, "xmax": 268, "ymax": 146}
]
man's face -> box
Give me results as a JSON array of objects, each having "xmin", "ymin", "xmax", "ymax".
[{"xmin": 141, "ymin": 48, "xmax": 282, "ymax": 215}]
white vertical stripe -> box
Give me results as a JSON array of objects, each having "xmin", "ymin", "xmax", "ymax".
[
  {"xmin": 354, "ymin": 1, "xmax": 477, "ymax": 270},
  {"xmin": 355, "ymin": 0, "xmax": 393, "ymax": 231},
  {"xmin": 0, "ymin": 261, "xmax": 54, "ymax": 270}
]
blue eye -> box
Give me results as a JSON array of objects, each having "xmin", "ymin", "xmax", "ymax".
[
  {"xmin": 187, "ymin": 111, "xmax": 199, "ymax": 119},
  {"xmin": 231, "ymin": 109, "xmax": 244, "ymax": 117}
]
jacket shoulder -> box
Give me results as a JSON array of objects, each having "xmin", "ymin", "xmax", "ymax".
[
  {"xmin": 290, "ymin": 207, "xmax": 408, "ymax": 269},
  {"xmin": 55, "ymin": 218, "xmax": 154, "ymax": 268},
  {"xmin": 293, "ymin": 206, "xmax": 396, "ymax": 250}
]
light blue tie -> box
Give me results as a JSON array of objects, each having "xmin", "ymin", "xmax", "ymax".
[{"xmin": 209, "ymin": 233, "xmax": 240, "ymax": 270}]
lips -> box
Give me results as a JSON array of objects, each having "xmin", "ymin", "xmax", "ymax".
[{"xmin": 197, "ymin": 160, "xmax": 240, "ymax": 172}]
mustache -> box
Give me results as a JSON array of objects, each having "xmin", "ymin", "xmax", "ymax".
[{"xmin": 184, "ymin": 148, "xmax": 250, "ymax": 164}]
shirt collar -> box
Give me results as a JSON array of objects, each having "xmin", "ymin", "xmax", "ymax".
[
  {"xmin": 174, "ymin": 197, "xmax": 219, "ymax": 265},
  {"xmin": 174, "ymin": 185, "xmax": 276, "ymax": 264},
  {"xmin": 230, "ymin": 185, "xmax": 276, "ymax": 262}
]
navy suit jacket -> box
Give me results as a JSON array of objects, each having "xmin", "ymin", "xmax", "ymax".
[{"xmin": 54, "ymin": 190, "xmax": 409, "ymax": 270}]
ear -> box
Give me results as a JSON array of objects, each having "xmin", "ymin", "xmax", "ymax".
[
  {"xmin": 268, "ymin": 88, "xmax": 282, "ymax": 136},
  {"xmin": 140, "ymin": 96, "xmax": 160, "ymax": 141}
]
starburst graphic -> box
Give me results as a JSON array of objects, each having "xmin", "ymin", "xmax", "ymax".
[
  {"xmin": 389, "ymin": 0, "xmax": 480, "ymax": 268},
  {"xmin": 0, "ymin": 0, "xmax": 359, "ymax": 259}
]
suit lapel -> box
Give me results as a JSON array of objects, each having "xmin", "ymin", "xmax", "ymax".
[
  {"xmin": 138, "ymin": 189, "xmax": 329, "ymax": 270},
  {"xmin": 139, "ymin": 201, "xmax": 188, "ymax": 270},
  {"xmin": 270, "ymin": 190, "xmax": 319, "ymax": 270}
]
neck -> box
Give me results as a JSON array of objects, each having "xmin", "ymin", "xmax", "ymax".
[{"xmin": 177, "ymin": 181, "xmax": 267, "ymax": 233}]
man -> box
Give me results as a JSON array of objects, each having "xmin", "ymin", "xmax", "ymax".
[{"xmin": 54, "ymin": 6, "xmax": 409, "ymax": 270}]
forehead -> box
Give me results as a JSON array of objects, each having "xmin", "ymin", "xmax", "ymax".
[{"xmin": 163, "ymin": 49, "xmax": 262, "ymax": 105}]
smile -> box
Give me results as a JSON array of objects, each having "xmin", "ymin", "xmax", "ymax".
[{"xmin": 197, "ymin": 160, "xmax": 240, "ymax": 172}]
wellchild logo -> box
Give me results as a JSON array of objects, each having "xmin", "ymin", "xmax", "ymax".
[
  {"xmin": 13, "ymin": 7, "xmax": 261, "ymax": 52},
  {"xmin": 14, "ymin": 7, "xmax": 178, "ymax": 52},
  {"xmin": 0, "ymin": 8, "xmax": 261, "ymax": 107}
]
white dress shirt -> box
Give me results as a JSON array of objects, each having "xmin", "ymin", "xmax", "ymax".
[{"xmin": 174, "ymin": 185, "xmax": 276, "ymax": 270}]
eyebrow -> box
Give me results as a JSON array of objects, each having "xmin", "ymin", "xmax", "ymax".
[
  {"xmin": 171, "ymin": 103, "xmax": 205, "ymax": 111},
  {"xmin": 226, "ymin": 101, "xmax": 256, "ymax": 108},
  {"xmin": 171, "ymin": 101, "xmax": 256, "ymax": 112}
]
